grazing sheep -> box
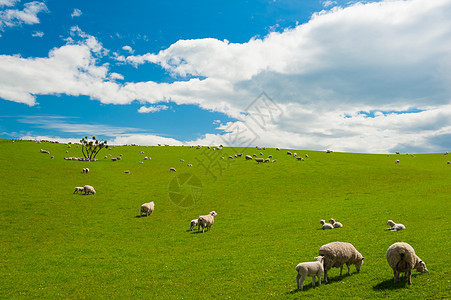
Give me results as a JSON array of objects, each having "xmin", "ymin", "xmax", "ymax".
[
  {"xmin": 187, "ymin": 164, "xmax": 193, "ymax": 167},
  {"xmin": 260, "ymin": 152, "xmax": 263, "ymax": 155},
  {"xmin": 293, "ymin": 153, "xmax": 297, "ymax": 157},
  {"xmin": 111, "ymin": 158, "xmax": 117, "ymax": 161},
  {"xmin": 276, "ymin": 148, "xmax": 280, "ymax": 151},
  {"xmin": 268, "ymin": 155, "xmax": 273, "ymax": 158},
  {"xmin": 395, "ymin": 160, "xmax": 400, "ymax": 164},
  {"xmin": 139, "ymin": 162, "xmax": 144, "ymax": 164},
  {"xmin": 255, "ymin": 158, "xmax": 264, "ymax": 163},
  {"xmin": 140, "ymin": 151, "xmax": 145, "ymax": 154},
  {"xmin": 386, "ymin": 242, "xmax": 428, "ymax": 285},
  {"xmin": 117, "ymin": 156, "xmax": 121, "ymax": 160},
  {"xmin": 83, "ymin": 185, "xmax": 96, "ymax": 195},
  {"xmin": 124, "ymin": 170, "xmax": 130, "ymax": 174},
  {"xmin": 385, "ymin": 220, "xmax": 405, "ymax": 231},
  {"xmin": 237, "ymin": 153, "xmax": 243, "ymax": 157},
  {"xmin": 66, "ymin": 150, "xmax": 69, "ymax": 153},
  {"xmin": 447, "ymin": 161, "xmax": 450, "ymax": 164},
  {"xmin": 73, "ymin": 187, "xmax": 84, "ymax": 194},
  {"xmin": 329, "ymin": 218, "xmax": 343, "ymax": 228},
  {"xmin": 104, "ymin": 156, "xmax": 107, "ymax": 159},
  {"xmin": 396, "ymin": 152, "xmax": 400, "ymax": 154},
  {"xmin": 253, "ymin": 154, "xmax": 257, "ymax": 157},
  {"xmin": 144, "ymin": 157, "xmax": 148, "ymax": 160},
  {"xmin": 229, "ymin": 156, "xmax": 233, "ymax": 159},
  {"xmin": 320, "ymin": 220, "xmax": 333, "ymax": 230},
  {"xmin": 271, "ymin": 160, "xmax": 276, "ymax": 163},
  {"xmin": 287, "ymin": 151, "xmax": 292, "ymax": 155},
  {"xmin": 140, "ymin": 201, "xmax": 155, "ymax": 216},
  {"xmin": 319, "ymin": 242, "xmax": 364, "ymax": 282},
  {"xmin": 198, "ymin": 211, "xmax": 218, "ymax": 233},
  {"xmin": 180, "ymin": 159, "xmax": 184, "ymax": 162},
  {"xmin": 305, "ymin": 154, "xmax": 309, "ymax": 158},
  {"xmin": 40, "ymin": 149, "xmax": 50, "ymax": 154},
  {"xmin": 295, "ymin": 256, "xmax": 325, "ymax": 290},
  {"xmin": 84, "ymin": 168, "xmax": 90, "ymax": 173},
  {"xmin": 189, "ymin": 219, "xmax": 198, "ymax": 231},
  {"xmin": 326, "ymin": 150, "xmax": 333, "ymax": 153},
  {"xmin": 170, "ymin": 167, "xmax": 176, "ymax": 172},
  {"xmin": 245, "ymin": 155, "xmax": 253, "ymax": 160},
  {"xmin": 51, "ymin": 156, "xmax": 54, "ymax": 159},
  {"xmin": 264, "ymin": 158, "xmax": 270, "ymax": 163},
  {"xmin": 296, "ymin": 157, "xmax": 304, "ymax": 161}
]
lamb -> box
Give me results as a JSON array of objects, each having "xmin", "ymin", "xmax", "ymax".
[
  {"xmin": 385, "ymin": 220, "xmax": 405, "ymax": 231},
  {"xmin": 189, "ymin": 218, "xmax": 198, "ymax": 231},
  {"xmin": 318, "ymin": 242, "xmax": 364, "ymax": 282},
  {"xmin": 295, "ymin": 256, "xmax": 325, "ymax": 290},
  {"xmin": 73, "ymin": 186, "xmax": 84, "ymax": 194},
  {"xmin": 170, "ymin": 167, "xmax": 176, "ymax": 172},
  {"xmin": 320, "ymin": 219, "xmax": 333, "ymax": 230},
  {"xmin": 83, "ymin": 185, "xmax": 96, "ymax": 195},
  {"xmin": 140, "ymin": 201, "xmax": 155, "ymax": 216},
  {"xmin": 329, "ymin": 218, "xmax": 343, "ymax": 228},
  {"xmin": 245, "ymin": 155, "xmax": 253, "ymax": 160},
  {"xmin": 198, "ymin": 211, "xmax": 217, "ymax": 233},
  {"xmin": 386, "ymin": 242, "xmax": 428, "ymax": 285}
]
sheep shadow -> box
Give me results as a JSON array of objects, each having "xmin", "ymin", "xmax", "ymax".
[
  {"xmin": 286, "ymin": 273, "xmax": 352, "ymax": 294},
  {"xmin": 373, "ymin": 274, "xmax": 421, "ymax": 290}
]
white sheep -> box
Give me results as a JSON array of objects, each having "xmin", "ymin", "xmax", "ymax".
[
  {"xmin": 276, "ymin": 148, "xmax": 280, "ymax": 151},
  {"xmin": 255, "ymin": 158, "xmax": 264, "ymax": 163},
  {"xmin": 287, "ymin": 151, "xmax": 292, "ymax": 155},
  {"xmin": 320, "ymin": 219, "xmax": 333, "ymax": 230},
  {"xmin": 83, "ymin": 185, "xmax": 96, "ymax": 195},
  {"xmin": 198, "ymin": 211, "xmax": 217, "ymax": 233},
  {"xmin": 245, "ymin": 155, "xmax": 253, "ymax": 160},
  {"xmin": 140, "ymin": 201, "xmax": 155, "ymax": 216},
  {"xmin": 295, "ymin": 256, "xmax": 325, "ymax": 290},
  {"xmin": 385, "ymin": 220, "xmax": 405, "ymax": 231},
  {"xmin": 170, "ymin": 167, "xmax": 176, "ymax": 172},
  {"xmin": 329, "ymin": 218, "xmax": 343, "ymax": 228},
  {"xmin": 180, "ymin": 159, "xmax": 184, "ymax": 162},
  {"xmin": 84, "ymin": 168, "xmax": 90, "ymax": 173},
  {"xmin": 296, "ymin": 157, "xmax": 304, "ymax": 161},
  {"xmin": 293, "ymin": 153, "xmax": 297, "ymax": 157},
  {"xmin": 189, "ymin": 219, "xmax": 198, "ymax": 231},
  {"xmin": 318, "ymin": 242, "xmax": 364, "ymax": 282},
  {"xmin": 40, "ymin": 149, "xmax": 50, "ymax": 154},
  {"xmin": 386, "ymin": 242, "xmax": 428, "ymax": 285},
  {"xmin": 73, "ymin": 187, "xmax": 84, "ymax": 194},
  {"xmin": 395, "ymin": 160, "xmax": 400, "ymax": 163},
  {"xmin": 305, "ymin": 154, "xmax": 309, "ymax": 158},
  {"xmin": 124, "ymin": 170, "xmax": 130, "ymax": 174},
  {"xmin": 264, "ymin": 158, "xmax": 270, "ymax": 163}
]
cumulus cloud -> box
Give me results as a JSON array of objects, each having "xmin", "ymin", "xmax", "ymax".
[
  {"xmin": 0, "ymin": 1, "xmax": 48, "ymax": 33},
  {"xmin": 122, "ymin": 45, "xmax": 134, "ymax": 54},
  {"xmin": 71, "ymin": 8, "xmax": 82, "ymax": 18},
  {"xmin": 31, "ymin": 30, "xmax": 43, "ymax": 37},
  {"xmin": 138, "ymin": 105, "xmax": 168, "ymax": 113},
  {"xmin": 1, "ymin": 0, "xmax": 450, "ymax": 152},
  {"xmin": 0, "ymin": 0, "xmax": 20, "ymax": 7}
]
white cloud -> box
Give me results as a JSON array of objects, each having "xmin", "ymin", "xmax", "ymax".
[
  {"xmin": 0, "ymin": 1, "xmax": 48, "ymax": 33},
  {"xmin": 1, "ymin": 0, "xmax": 450, "ymax": 152},
  {"xmin": 109, "ymin": 72, "xmax": 124, "ymax": 80},
  {"xmin": 0, "ymin": 0, "xmax": 19, "ymax": 7},
  {"xmin": 122, "ymin": 45, "xmax": 134, "ymax": 54},
  {"xmin": 31, "ymin": 30, "xmax": 43, "ymax": 37},
  {"xmin": 322, "ymin": 1, "xmax": 337, "ymax": 8},
  {"xmin": 138, "ymin": 105, "xmax": 169, "ymax": 113},
  {"xmin": 71, "ymin": 8, "xmax": 82, "ymax": 18}
]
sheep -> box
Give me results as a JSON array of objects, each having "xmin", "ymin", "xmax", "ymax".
[
  {"xmin": 255, "ymin": 158, "xmax": 264, "ymax": 163},
  {"xmin": 139, "ymin": 162, "xmax": 143, "ymax": 164},
  {"xmin": 320, "ymin": 220, "xmax": 333, "ymax": 230},
  {"xmin": 293, "ymin": 153, "xmax": 297, "ymax": 157},
  {"xmin": 318, "ymin": 242, "xmax": 364, "ymax": 283},
  {"xmin": 104, "ymin": 156, "xmax": 107, "ymax": 159},
  {"xmin": 198, "ymin": 211, "xmax": 217, "ymax": 233},
  {"xmin": 73, "ymin": 187, "xmax": 84, "ymax": 194},
  {"xmin": 229, "ymin": 156, "xmax": 233, "ymax": 159},
  {"xmin": 276, "ymin": 147, "xmax": 280, "ymax": 151},
  {"xmin": 329, "ymin": 218, "xmax": 343, "ymax": 228},
  {"xmin": 386, "ymin": 242, "xmax": 428, "ymax": 285},
  {"xmin": 295, "ymin": 256, "xmax": 325, "ymax": 290},
  {"xmin": 237, "ymin": 153, "xmax": 243, "ymax": 157},
  {"xmin": 253, "ymin": 154, "xmax": 257, "ymax": 157},
  {"xmin": 296, "ymin": 157, "xmax": 304, "ymax": 161},
  {"xmin": 140, "ymin": 201, "xmax": 155, "ymax": 216},
  {"xmin": 287, "ymin": 151, "xmax": 292, "ymax": 155},
  {"xmin": 260, "ymin": 152, "xmax": 263, "ymax": 155},
  {"xmin": 245, "ymin": 155, "xmax": 253, "ymax": 160},
  {"xmin": 326, "ymin": 150, "xmax": 333, "ymax": 153},
  {"xmin": 83, "ymin": 185, "xmax": 96, "ymax": 195},
  {"xmin": 170, "ymin": 167, "xmax": 176, "ymax": 172},
  {"xmin": 140, "ymin": 151, "xmax": 145, "ymax": 154},
  {"xmin": 385, "ymin": 220, "xmax": 405, "ymax": 231},
  {"xmin": 264, "ymin": 158, "xmax": 270, "ymax": 163},
  {"xmin": 84, "ymin": 168, "xmax": 90, "ymax": 173},
  {"xmin": 40, "ymin": 149, "xmax": 50, "ymax": 154},
  {"xmin": 117, "ymin": 156, "xmax": 122, "ymax": 160},
  {"xmin": 271, "ymin": 160, "xmax": 276, "ymax": 163},
  {"xmin": 144, "ymin": 157, "xmax": 148, "ymax": 160},
  {"xmin": 111, "ymin": 158, "xmax": 117, "ymax": 161},
  {"xmin": 395, "ymin": 160, "xmax": 400, "ymax": 164},
  {"xmin": 180, "ymin": 159, "xmax": 184, "ymax": 162},
  {"xmin": 268, "ymin": 155, "xmax": 273, "ymax": 158},
  {"xmin": 66, "ymin": 150, "xmax": 68, "ymax": 153},
  {"xmin": 51, "ymin": 156, "xmax": 54, "ymax": 159},
  {"xmin": 187, "ymin": 164, "xmax": 193, "ymax": 167},
  {"xmin": 189, "ymin": 219, "xmax": 198, "ymax": 231},
  {"xmin": 447, "ymin": 161, "xmax": 450, "ymax": 164},
  {"xmin": 124, "ymin": 170, "xmax": 130, "ymax": 174},
  {"xmin": 305, "ymin": 154, "xmax": 309, "ymax": 158}
]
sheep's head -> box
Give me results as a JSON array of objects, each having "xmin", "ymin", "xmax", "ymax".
[
  {"xmin": 356, "ymin": 257, "xmax": 364, "ymax": 271},
  {"xmin": 416, "ymin": 260, "xmax": 428, "ymax": 273},
  {"xmin": 210, "ymin": 211, "xmax": 217, "ymax": 217},
  {"xmin": 387, "ymin": 220, "xmax": 395, "ymax": 226},
  {"xmin": 329, "ymin": 218, "xmax": 335, "ymax": 224},
  {"xmin": 314, "ymin": 256, "xmax": 325, "ymax": 263},
  {"xmin": 320, "ymin": 220, "xmax": 325, "ymax": 225}
]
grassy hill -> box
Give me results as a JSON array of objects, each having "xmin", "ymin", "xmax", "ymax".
[{"xmin": 0, "ymin": 139, "xmax": 449, "ymax": 299}]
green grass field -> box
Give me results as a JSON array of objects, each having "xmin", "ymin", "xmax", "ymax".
[{"xmin": 1, "ymin": 139, "xmax": 450, "ymax": 299}]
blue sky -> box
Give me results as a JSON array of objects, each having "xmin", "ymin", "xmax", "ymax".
[{"xmin": 0, "ymin": 0, "xmax": 450, "ymax": 153}]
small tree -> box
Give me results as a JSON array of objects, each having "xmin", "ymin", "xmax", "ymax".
[{"xmin": 80, "ymin": 136, "xmax": 108, "ymax": 160}]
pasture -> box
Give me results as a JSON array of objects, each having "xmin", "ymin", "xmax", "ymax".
[{"xmin": 0, "ymin": 139, "xmax": 449, "ymax": 298}]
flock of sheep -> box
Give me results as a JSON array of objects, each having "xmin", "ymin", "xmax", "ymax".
[{"xmin": 33, "ymin": 141, "xmax": 437, "ymax": 292}]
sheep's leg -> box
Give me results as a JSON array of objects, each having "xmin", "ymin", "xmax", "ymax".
[
  {"xmin": 347, "ymin": 264, "xmax": 351, "ymax": 275},
  {"xmin": 324, "ymin": 269, "xmax": 328, "ymax": 283},
  {"xmin": 340, "ymin": 265, "xmax": 344, "ymax": 276},
  {"xmin": 299, "ymin": 275, "xmax": 305, "ymax": 291},
  {"xmin": 296, "ymin": 273, "xmax": 301, "ymax": 289},
  {"xmin": 407, "ymin": 269, "xmax": 412, "ymax": 285},
  {"xmin": 394, "ymin": 270, "xmax": 399, "ymax": 283},
  {"xmin": 311, "ymin": 276, "xmax": 315, "ymax": 287}
]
